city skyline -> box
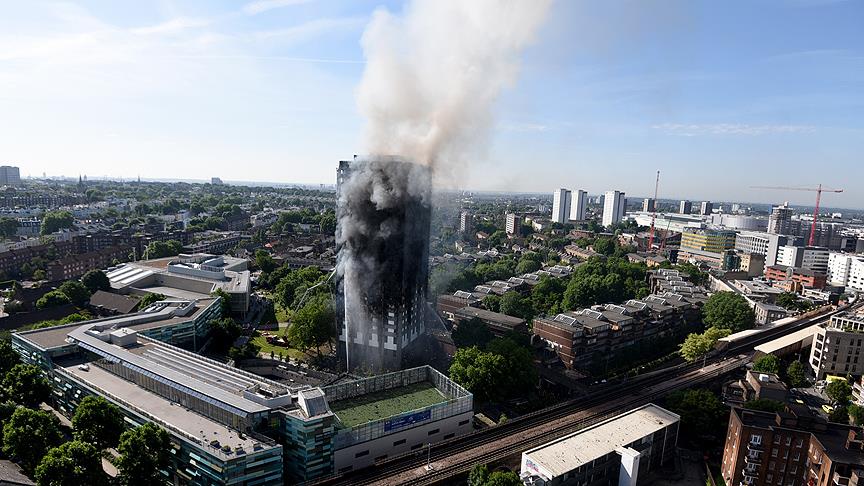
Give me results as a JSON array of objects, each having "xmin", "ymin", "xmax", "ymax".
[{"xmin": 2, "ymin": 0, "xmax": 863, "ymax": 207}]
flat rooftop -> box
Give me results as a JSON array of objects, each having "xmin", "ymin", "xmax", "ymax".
[
  {"xmin": 61, "ymin": 363, "xmax": 266, "ymax": 453},
  {"xmin": 329, "ymin": 382, "xmax": 446, "ymax": 429},
  {"xmin": 523, "ymin": 403, "xmax": 679, "ymax": 478},
  {"xmin": 16, "ymin": 299, "xmax": 216, "ymax": 350}
]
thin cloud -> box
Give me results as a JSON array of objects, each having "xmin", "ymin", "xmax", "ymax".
[
  {"xmin": 130, "ymin": 17, "xmax": 211, "ymax": 35},
  {"xmin": 499, "ymin": 122, "xmax": 551, "ymax": 133},
  {"xmin": 242, "ymin": 0, "xmax": 315, "ymax": 16},
  {"xmin": 652, "ymin": 123, "xmax": 817, "ymax": 136},
  {"xmin": 251, "ymin": 17, "xmax": 366, "ymax": 43}
]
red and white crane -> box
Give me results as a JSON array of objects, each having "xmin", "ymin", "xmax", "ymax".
[
  {"xmin": 751, "ymin": 184, "xmax": 844, "ymax": 246},
  {"xmin": 647, "ymin": 170, "xmax": 660, "ymax": 251}
]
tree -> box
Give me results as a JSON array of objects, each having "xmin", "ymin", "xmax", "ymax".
[
  {"xmin": 592, "ymin": 238, "xmax": 615, "ymax": 255},
  {"xmin": 229, "ymin": 341, "xmax": 260, "ymax": 361},
  {"xmin": 826, "ymin": 380, "xmax": 852, "ymax": 405},
  {"xmin": 72, "ymin": 396, "xmax": 126, "ymax": 450},
  {"xmin": 449, "ymin": 346, "xmax": 506, "ymax": 402},
  {"xmin": 2, "ymin": 408, "xmax": 63, "ymax": 472},
  {"xmin": 679, "ymin": 327, "xmax": 730, "ymax": 362},
  {"xmin": 786, "ymin": 361, "xmax": 807, "ymax": 388},
  {"xmin": 515, "ymin": 259, "xmax": 541, "ymax": 274},
  {"xmin": 138, "ymin": 292, "xmax": 166, "ymax": 308},
  {"xmin": 703, "ymin": 292, "xmax": 755, "ymax": 332},
  {"xmin": 35, "ymin": 440, "xmax": 108, "ymax": 486},
  {"xmin": 0, "ymin": 217, "xmax": 18, "ymax": 238},
  {"xmin": 744, "ymin": 399, "xmax": 785, "ymax": 413},
  {"xmin": 41, "ymin": 210, "xmax": 74, "ymax": 235},
  {"xmin": 0, "ymin": 340, "xmax": 21, "ymax": 376},
  {"xmin": 143, "ymin": 240, "xmax": 182, "ymax": 259},
  {"xmin": 287, "ymin": 294, "xmax": 335, "ymax": 354},
  {"xmin": 36, "ymin": 290, "xmax": 71, "ymax": 310},
  {"xmin": 487, "ymin": 230, "xmax": 507, "ymax": 248},
  {"xmin": 452, "ymin": 317, "xmax": 493, "ymax": 349},
  {"xmin": 255, "ymin": 250, "xmax": 277, "ymax": 273},
  {"xmin": 209, "ymin": 318, "xmax": 242, "ymax": 354},
  {"xmin": 830, "ymin": 406, "xmax": 849, "ymax": 424},
  {"xmin": 848, "ymin": 404, "xmax": 864, "ymax": 426},
  {"xmin": 486, "ymin": 337, "xmax": 537, "ymax": 398},
  {"xmin": 752, "ymin": 355, "xmax": 781, "ymax": 374},
  {"xmin": 115, "ymin": 423, "xmax": 172, "ymax": 486},
  {"xmin": 499, "ymin": 292, "xmax": 534, "ymax": 321},
  {"xmin": 483, "ymin": 294, "xmax": 501, "ymax": 313},
  {"xmin": 485, "ymin": 471, "xmax": 523, "ymax": 486},
  {"xmin": 665, "ymin": 389, "xmax": 728, "ymax": 441},
  {"xmin": 2, "ymin": 364, "xmax": 51, "ymax": 408},
  {"xmin": 58, "ymin": 280, "xmax": 91, "ymax": 306},
  {"xmin": 81, "ymin": 270, "xmax": 111, "ymax": 293},
  {"xmin": 469, "ymin": 464, "xmax": 490, "ymax": 486},
  {"xmin": 211, "ymin": 288, "xmax": 232, "ymax": 317}
]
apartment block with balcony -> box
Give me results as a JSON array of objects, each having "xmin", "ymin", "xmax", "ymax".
[{"xmin": 809, "ymin": 311, "xmax": 864, "ymax": 379}]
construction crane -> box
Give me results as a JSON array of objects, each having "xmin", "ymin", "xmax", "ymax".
[
  {"xmin": 647, "ymin": 170, "xmax": 660, "ymax": 251},
  {"xmin": 751, "ymin": 184, "xmax": 844, "ymax": 246}
]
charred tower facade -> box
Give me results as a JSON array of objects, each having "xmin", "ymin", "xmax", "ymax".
[{"xmin": 336, "ymin": 157, "xmax": 432, "ymax": 372}]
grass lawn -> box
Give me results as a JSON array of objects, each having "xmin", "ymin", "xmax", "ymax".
[
  {"xmin": 251, "ymin": 333, "xmax": 306, "ymax": 361},
  {"xmin": 329, "ymin": 382, "xmax": 447, "ymax": 428},
  {"xmin": 274, "ymin": 302, "xmax": 290, "ymax": 323}
]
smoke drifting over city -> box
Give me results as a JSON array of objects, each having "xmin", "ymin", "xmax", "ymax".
[{"xmin": 337, "ymin": 0, "xmax": 550, "ymax": 371}]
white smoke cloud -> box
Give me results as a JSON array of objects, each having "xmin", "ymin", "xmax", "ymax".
[{"xmin": 356, "ymin": 0, "xmax": 551, "ymax": 173}]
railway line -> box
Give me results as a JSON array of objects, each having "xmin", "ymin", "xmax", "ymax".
[{"xmin": 308, "ymin": 303, "xmax": 849, "ymax": 486}]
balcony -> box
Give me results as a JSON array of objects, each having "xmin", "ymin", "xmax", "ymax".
[
  {"xmin": 744, "ymin": 453, "xmax": 763, "ymax": 465},
  {"xmin": 747, "ymin": 441, "xmax": 764, "ymax": 451}
]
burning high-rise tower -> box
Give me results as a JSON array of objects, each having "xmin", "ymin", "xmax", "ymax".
[{"xmin": 336, "ymin": 157, "xmax": 432, "ymax": 372}]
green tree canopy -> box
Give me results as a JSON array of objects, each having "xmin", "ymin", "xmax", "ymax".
[
  {"xmin": 703, "ymin": 292, "xmax": 755, "ymax": 332},
  {"xmin": 35, "ymin": 440, "xmax": 108, "ymax": 486},
  {"xmin": 0, "ymin": 340, "xmax": 21, "ymax": 376},
  {"xmin": 665, "ymin": 388, "xmax": 728, "ymax": 442},
  {"xmin": 0, "ymin": 217, "xmax": 18, "ymax": 238},
  {"xmin": 209, "ymin": 318, "xmax": 242, "ymax": 355},
  {"xmin": 286, "ymin": 294, "xmax": 335, "ymax": 354},
  {"xmin": 58, "ymin": 280, "xmax": 92, "ymax": 306},
  {"xmin": 826, "ymin": 380, "xmax": 852, "ymax": 405},
  {"xmin": 138, "ymin": 292, "xmax": 166, "ymax": 308},
  {"xmin": 229, "ymin": 341, "xmax": 260, "ymax": 362},
  {"xmin": 254, "ymin": 250, "xmax": 277, "ymax": 273},
  {"xmin": 144, "ymin": 240, "xmax": 183, "ymax": 259},
  {"xmin": 451, "ymin": 317, "xmax": 493, "ymax": 349},
  {"xmin": 679, "ymin": 327, "xmax": 731, "ymax": 362},
  {"xmin": 115, "ymin": 423, "xmax": 172, "ymax": 486},
  {"xmin": 81, "ymin": 270, "xmax": 111, "ymax": 293},
  {"xmin": 499, "ymin": 292, "xmax": 534, "ymax": 321},
  {"xmin": 2, "ymin": 364, "xmax": 51, "ymax": 408},
  {"xmin": 752, "ymin": 354, "xmax": 781, "ymax": 374},
  {"xmin": 744, "ymin": 399, "xmax": 785, "ymax": 413},
  {"xmin": 515, "ymin": 258, "xmax": 541, "ymax": 274},
  {"xmin": 2, "ymin": 408, "xmax": 63, "ymax": 472},
  {"xmin": 786, "ymin": 361, "xmax": 807, "ymax": 388},
  {"xmin": 449, "ymin": 346, "xmax": 506, "ymax": 402},
  {"xmin": 41, "ymin": 211, "xmax": 74, "ymax": 235},
  {"xmin": 72, "ymin": 396, "xmax": 126, "ymax": 450},
  {"xmin": 35, "ymin": 290, "xmax": 71, "ymax": 310},
  {"xmin": 848, "ymin": 404, "xmax": 864, "ymax": 426}
]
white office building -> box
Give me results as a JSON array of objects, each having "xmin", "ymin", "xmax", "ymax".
[
  {"xmin": 776, "ymin": 246, "xmax": 829, "ymax": 274},
  {"xmin": 830, "ymin": 253, "xmax": 864, "ymax": 291},
  {"xmin": 602, "ymin": 191, "xmax": 626, "ymax": 227},
  {"xmin": 735, "ymin": 232, "xmax": 789, "ymax": 267},
  {"xmin": 505, "ymin": 213, "xmax": 519, "ymax": 235},
  {"xmin": 569, "ymin": 190, "xmax": 588, "ymax": 221},
  {"xmin": 679, "ymin": 200, "xmax": 692, "ymax": 214},
  {"xmin": 700, "ymin": 201, "xmax": 713, "ymax": 215},
  {"xmin": 552, "ymin": 189, "xmax": 571, "ymax": 224},
  {"xmin": 642, "ymin": 198, "xmax": 655, "ymax": 212}
]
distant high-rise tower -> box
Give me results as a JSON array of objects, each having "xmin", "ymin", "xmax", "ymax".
[
  {"xmin": 602, "ymin": 190, "xmax": 626, "ymax": 227},
  {"xmin": 459, "ymin": 211, "xmax": 473, "ymax": 234},
  {"xmin": 505, "ymin": 213, "xmax": 519, "ymax": 235},
  {"xmin": 642, "ymin": 198, "xmax": 655, "ymax": 212},
  {"xmin": 336, "ymin": 157, "xmax": 431, "ymax": 372},
  {"xmin": 0, "ymin": 166, "xmax": 21, "ymax": 186},
  {"xmin": 679, "ymin": 200, "xmax": 692, "ymax": 214},
  {"xmin": 768, "ymin": 202, "xmax": 793, "ymax": 235},
  {"xmin": 700, "ymin": 201, "xmax": 713, "ymax": 215},
  {"xmin": 551, "ymin": 189, "xmax": 571, "ymax": 224},
  {"xmin": 569, "ymin": 189, "xmax": 588, "ymax": 221}
]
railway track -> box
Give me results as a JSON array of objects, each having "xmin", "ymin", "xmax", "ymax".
[{"xmin": 308, "ymin": 303, "xmax": 848, "ymax": 486}]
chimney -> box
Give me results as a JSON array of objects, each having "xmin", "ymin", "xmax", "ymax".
[{"xmin": 846, "ymin": 428, "xmax": 864, "ymax": 451}]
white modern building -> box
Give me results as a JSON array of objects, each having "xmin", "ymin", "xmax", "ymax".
[
  {"xmin": 602, "ymin": 190, "xmax": 626, "ymax": 227},
  {"xmin": 520, "ymin": 403, "xmax": 679, "ymax": 486},
  {"xmin": 505, "ymin": 213, "xmax": 519, "ymax": 235},
  {"xmin": 700, "ymin": 201, "xmax": 713, "ymax": 215},
  {"xmin": 459, "ymin": 211, "xmax": 473, "ymax": 233},
  {"xmin": 552, "ymin": 189, "xmax": 572, "ymax": 224},
  {"xmin": 642, "ymin": 198, "xmax": 655, "ymax": 212},
  {"xmin": 679, "ymin": 200, "xmax": 692, "ymax": 214},
  {"xmin": 569, "ymin": 189, "xmax": 588, "ymax": 221},
  {"xmin": 829, "ymin": 253, "xmax": 864, "ymax": 291},
  {"xmin": 734, "ymin": 232, "xmax": 790, "ymax": 267},
  {"xmin": 776, "ymin": 246, "xmax": 829, "ymax": 274}
]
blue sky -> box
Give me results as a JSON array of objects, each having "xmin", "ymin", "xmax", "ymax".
[{"xmin": 1, "ymin": 0, "xmax": 862, "ymax": 208}]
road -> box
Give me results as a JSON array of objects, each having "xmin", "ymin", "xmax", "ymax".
[{"xmin": 307, "ymin": 303, "xmax": 847, "ymax": 486}]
